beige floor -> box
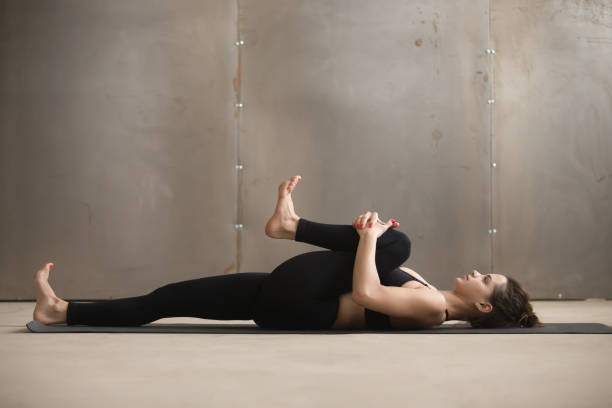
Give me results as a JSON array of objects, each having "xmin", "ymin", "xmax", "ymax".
[{"xmin": 1, "ymin": 300, "xmax": 611, "ymax": 408}]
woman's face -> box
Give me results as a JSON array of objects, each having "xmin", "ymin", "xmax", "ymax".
[{"xmin": 454, "ymin": 269, "xmax": 508, "ymax": 308}]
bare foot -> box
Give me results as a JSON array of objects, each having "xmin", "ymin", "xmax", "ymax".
[
  {"xmin": 265, "ymin": 175, "xmax": 302, "ymax": 240},
  {"xmin": 33, "ymin": 263, "xmax": 68, "ymax": 324}
]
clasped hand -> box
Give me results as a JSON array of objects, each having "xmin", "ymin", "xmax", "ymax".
[{"xmin": 352, "ymin": 211, "xmax": 400, "ymax": 238}]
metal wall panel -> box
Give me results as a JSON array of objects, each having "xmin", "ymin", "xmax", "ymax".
[
  {"xmin": 0, "ymin": 0, "xmax": 238, "ymax": 298},
  {"xmin": 238, "ymin": 0, "xmax": 493, "ymax": 289},
  {"xmin": 492, "ymin": 0, "xmax": 612, "ymax": 298},
  {"xmin": 2, "ymin": 0, "xmax": 609, "ymax": 301}
]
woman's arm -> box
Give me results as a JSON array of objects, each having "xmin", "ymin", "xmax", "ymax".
[
  {"xmin": 352, "ymin": 231, "xmax": 381, "ymax": 298},
  {"xmin": 352, "ymin": 242, "xmax": 445, "ymax": 320}
]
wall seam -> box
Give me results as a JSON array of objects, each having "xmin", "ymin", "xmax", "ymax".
[
  {"xmin": 233, "ymin": 0, "xmax": 244, "ymax": 274},
  {"xmin": 489, "ymin": 0, "xmax": 495, "ymax": 276}
]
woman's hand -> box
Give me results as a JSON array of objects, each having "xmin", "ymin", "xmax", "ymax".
[{"xmin": 352, "ymin": 211, "xmax": 399, "ymax": 238}]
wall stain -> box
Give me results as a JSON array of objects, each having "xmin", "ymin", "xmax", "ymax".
[
  {"xmin": 415, "ymin": 38, "xmax": 423, "ymax": 47},
  {"xmin": 172, "ymin": 96, "xmax": 186, "ymax": 114},
  {"xmin": 475, "ymin": 71, "xmax": 489, "ymax": 82},
  {"xmin": 583, "ymin": 37, "xmax": 612, "ymax": 45},
  {"xmin": 79, "ymin": 202, "xmax": 93, "ymax": 225},
  {"xmin": 223, "ymin": 261, "xmax": 236, "ymax": 274},
  {"xmin": 232, "ymin": 53, "xmax": 242, "ymax": 120},
  {"xmin": 432, "ymin": 129, "xmax": 443, "ymax": 148},
  {"xmin": 78, "ymin": 201, "xmax": 94, "ymax": 250},
  {"xmin": 119, "ymin": 265, "xmax": 152, "ymax": 273},
  {"xmin": 596, "ymin": 173, "xmax": 612, "ymax": 183},
  {"xmin": 555, "ymin": 0, "xmax": 612, "ymax": 29}
]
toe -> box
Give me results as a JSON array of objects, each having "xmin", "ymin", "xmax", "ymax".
[{"xmin": 34, "ymin": 269, "xmax": 46, "ymax": 281}]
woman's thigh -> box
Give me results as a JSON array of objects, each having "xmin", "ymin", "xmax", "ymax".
[{"xmin": 253, "ymin": 250, "xmax": 356, "ymax": 329}]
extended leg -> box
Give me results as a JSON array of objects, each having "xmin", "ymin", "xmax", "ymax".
[{"xmin": 66, "ymin": 272, "xmax": 268, "ymax": 326}]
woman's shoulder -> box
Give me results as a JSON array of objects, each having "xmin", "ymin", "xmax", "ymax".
[
  {"xmin": 398, "ymin": 266, "xmax": 438, "ymax": 291},
  {"xmin": 398, "ymin": 266, "xmax": 424, "ymax": 280},
  {"xmin": 395, "ymin": 267, "xmax": 446, "ymax": 328}
]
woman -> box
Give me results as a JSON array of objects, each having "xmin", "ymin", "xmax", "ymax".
[{"xmin": 33, "ymin": 175, "xmax": 543, "ymax": 330}]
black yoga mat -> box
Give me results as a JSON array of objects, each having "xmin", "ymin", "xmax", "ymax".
[{"xmin": 26, "ymin": 320, "xmax": 612, "ymax": 334}]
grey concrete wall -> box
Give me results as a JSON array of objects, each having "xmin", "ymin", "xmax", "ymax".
[
  {"xmin": 0, "ymin": 0, "xmax": 610, "ymax": 300},
  {"xmin": 0, "ymin": 0, "xmax": 238, "ymax": 298},
  {"xmin": 492, "ymin": 0, "xmax": 612, "ymax": 298}
]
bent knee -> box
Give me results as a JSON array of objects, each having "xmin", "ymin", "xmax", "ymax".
[{"xmin": 386, "ymin": 229, "xmax": 411, "ymax": 260}]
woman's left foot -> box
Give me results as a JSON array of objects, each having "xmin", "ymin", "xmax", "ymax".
[
  {"xmin": 265, "ymin": 175, "xmax": 301, "ymax": 240},
  {"xmin": 33, "ymin": 263, "xmax": 68, "ymax": 324}
]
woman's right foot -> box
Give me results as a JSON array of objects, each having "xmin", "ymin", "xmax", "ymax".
[
  {"xmin": 33, "ymin": 263, "xmax": 68, "ymax": 324},
  {"xmin": 265, "ymin": 175, "xmax": 302, "ymax": 240}
]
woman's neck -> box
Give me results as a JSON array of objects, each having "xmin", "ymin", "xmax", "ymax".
[{"xmin": 438, "ymin": 290, "xmax": 471, "ymax": 321}]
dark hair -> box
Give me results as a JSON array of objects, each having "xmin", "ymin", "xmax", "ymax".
[{"xmin": 468, "ymin": 276, "xmax": 545, "ymax": 329}]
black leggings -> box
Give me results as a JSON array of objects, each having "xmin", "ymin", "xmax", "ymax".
[{"xmin": 66, "ymin": 218, "xmax": 411, "ymax": 329}]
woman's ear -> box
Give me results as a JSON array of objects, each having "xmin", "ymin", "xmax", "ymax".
[{"xmin": 475, "ymin": 301, "xmax": 493, "ymax": 314}]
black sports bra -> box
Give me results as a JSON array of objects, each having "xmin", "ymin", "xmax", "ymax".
[{"xmin": 364, "ymin": 268, "xmax": 449, "ymax": 329}]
